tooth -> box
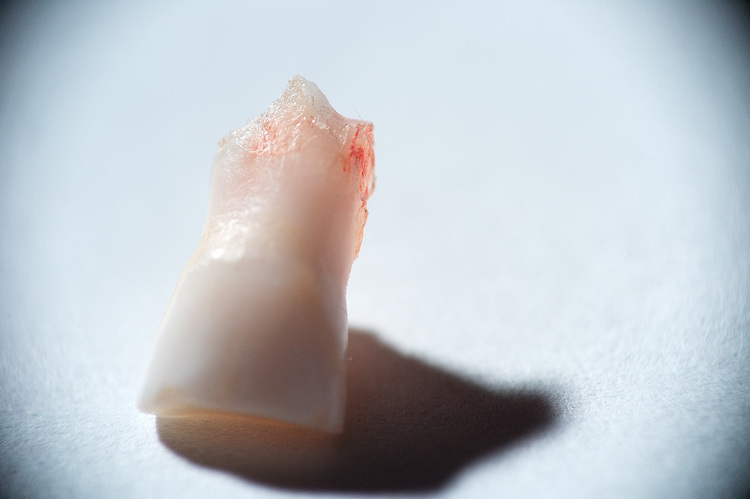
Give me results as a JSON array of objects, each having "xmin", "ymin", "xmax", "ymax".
[{"xmin": 138, "ymin": 76, "xmax": 374, "ymax": 433}]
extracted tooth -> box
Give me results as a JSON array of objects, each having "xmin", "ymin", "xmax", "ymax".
[{"xmin": 138, "ymin": 76, "xmax": 375, "ymax": 433}]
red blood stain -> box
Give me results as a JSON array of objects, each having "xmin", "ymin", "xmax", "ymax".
[
  {"xmin": 347, "ymin": 125, "xmax": 375, "ymax": 197},
  {"xmin": 256, "ymin": 121, "xmax": 278, "ymax": 153},
  {"xmin": 347, "ymin": 124, "xmax": 375, "ymax": 257}
]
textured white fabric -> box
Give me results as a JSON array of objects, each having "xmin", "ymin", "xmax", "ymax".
[{"xmin": 1, "ymin": 1, "xmax": 748, "ymax": 497}]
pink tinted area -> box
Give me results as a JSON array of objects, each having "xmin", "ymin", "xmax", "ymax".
[
  {"xmin": 225, "ymin": 76, "xmax": 375, "ymax": 259},
  {"xmin": 348, "ymin": 123, "xmax": 375, "ymax": 257}
]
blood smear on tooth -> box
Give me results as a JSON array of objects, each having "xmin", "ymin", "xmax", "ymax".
[
  {"xmin": 349, "ymin": 124, "xmax": 374, "ymax": 257},
  {"xmin": 348, "ymin": 125, "xmax": 375, "ymax": 197}
]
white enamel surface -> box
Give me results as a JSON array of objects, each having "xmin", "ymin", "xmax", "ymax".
[
  {"xmin": 1, "ymin": 1, "xmax": 749, "ymax": 498},
  {"xmin": 138, "ymin": 77, "xmax": 373, "ymax": 432}
]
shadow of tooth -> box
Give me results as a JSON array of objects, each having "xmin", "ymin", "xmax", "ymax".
[{"xmin": 157, "ymin": 329, "xmax": 558, "ymax": 493}]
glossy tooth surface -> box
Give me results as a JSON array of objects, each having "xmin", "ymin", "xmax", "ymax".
[{"xmin": 138, "ymin": 76, "xmax": 374, "ymax": 433}]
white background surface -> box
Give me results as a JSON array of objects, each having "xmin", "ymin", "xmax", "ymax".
[{"xmin": 1, "ymin": 1, "xmax": 749, "ymax": 497}]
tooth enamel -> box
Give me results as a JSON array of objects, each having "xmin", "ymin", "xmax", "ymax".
[{"xmin": 138, "ymin": 76, "xmax": 374, "ymax": 433}]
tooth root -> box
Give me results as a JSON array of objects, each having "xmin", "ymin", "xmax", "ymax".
[{"xmin": 138, "ymin": 76, "xmax": 374, "ymax": 433}]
